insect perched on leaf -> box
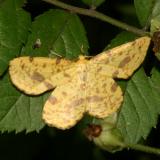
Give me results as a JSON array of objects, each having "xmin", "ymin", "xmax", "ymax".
[{"xmin": 9, "ymin": 36, "xmax": 150, "ymax": 130}]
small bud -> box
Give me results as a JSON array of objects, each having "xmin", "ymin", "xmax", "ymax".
[
  {"xmin": 93, "ymin": 127, "xmax": 124, "ymax": 153},
  {"xmin": 84, "ymin": 113, "xmax": 124, "ymax": 152},
  {"xmin": 84, "ymin": 124, "xmax": 102, "ymax": 141}
]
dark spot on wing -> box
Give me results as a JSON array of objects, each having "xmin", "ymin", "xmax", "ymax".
[
  {"xmin": 21, "ymin": 63, "xmax": 25, "ymax": 69},
  {"xmin": 34, "ymin": 63, "xmax": 38, "ymax": 67},
  {"xmin": 31, "ymin": 71, "xmax": 45, "ymax": 82},
  {"xmin": 105, "ymin": 59, "xmax": 109, "ymax": 64},
  {"xmin": 119, "ymin": 52, "xmax": 123, "ymax": 55},
  {"xmin": 87, "ymin": 96, "xmax": 104, "ymax": 103},
  {"xmin": 118, "ymin": 56, "xmax": 131, "ymax": 68},
  {"xmin": 111, "ymin": 82, "xmax": 118, "ymax": 92},
  {"xmin": 97, "ymin": 67, "xmax": 102, "ymax": 72},
  {"xmin": 62, "ymin": 92, "xmax": 67, "ymax": 96},
  {"xmin": 138, "ymin": 45, "xmax": 142, "ymax": 50},
  {"xmin": 44, "ymin": 81, "xmax": 54, "ymax": 90},
  {"xmin": 48, "ymin": 96, "xmax": 58, "ymax": 105},
  {"xmin": 102, "ymin": 83, "xmax": 106, "ymax": 88},
  {"xmin": 64, "ymin": 73, "xmax": 70, "ymax": 77},
  {"xmin": 56, "ymin": 68, "xmax": 61, "ymax": 72},
  {"xmin": 112, "ymin": 70, "xmax": 119, "ymax": 78},
  {"xmin": 67, "ymin": 98, "xmax": 85, "ymax": 108},
  {"xmin": 29, "ymin": 57, "xmax": 34, "ymax": 62},
  {"xmin": 43, "ymin": 63, "xmax": 46, "ymax": 68},
  {"xmin": 56, "ymin": 58, "xmax": 61, "ymax": 65}
]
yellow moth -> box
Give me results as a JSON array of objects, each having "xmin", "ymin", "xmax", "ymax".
[{"xmin": 9, "ymin": 36, "xmax": 150, "ymax": 130}]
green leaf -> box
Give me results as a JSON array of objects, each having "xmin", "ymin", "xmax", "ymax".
[
  {"xmin": 0, "ymin": 74, "xmax": 48, "ymax": 133},
  {"xmin": 106, "ymin": 31, "xmax": 137, "ymax": 50},
  {"xmin": 150, "ymin": 0, "xmax": 160, "ymax": 33},
  {"xmin": 3, "ymin": 9, "xmax": 89, "ymax": 133},
  {"xmin": 0, "ymin": 0, "xmax": 31, "ymax": 76},
  {"xmin": 117, "ymin": 68, "xmax": 160, "ymax": 143},
  {"xmin": 13, "ymin": 0, "xmax": 27, "ymax": 7},
  {"xmin": 22, "ymin": 9, "xmax": 89, "ymax": 59},
  {"xmin": 81, "ymin": 0, "xmax": 105, "ymax": 8},
  {"xmin": 149, "ymin": 67, "xmax": 160, "ymax": 113},
  {"xmin": 134, "ymin": 0, "xmax": 154, "ymax": 27}
]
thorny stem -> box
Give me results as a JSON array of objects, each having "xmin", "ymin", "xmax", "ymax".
[{"xmin": 43, "ymin": 0, "xmax": 150, "ymax": 36}]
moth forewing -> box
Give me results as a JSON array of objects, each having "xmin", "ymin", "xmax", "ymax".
[
  {"xmin": 90, "ymin": 36, "xmax": 151, "ymax": 79},
  {"xmin": 9, "ymin": 56, "xmax": 76, "ymax": 95}
]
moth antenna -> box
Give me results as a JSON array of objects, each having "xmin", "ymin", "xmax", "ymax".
[
  {"xmin": 84, "ymin": 55, "xmax": 93, "ymax": 58},
  {"xmin": 49, "ymin": 50, "xmax": 63, "ymax": 58}
]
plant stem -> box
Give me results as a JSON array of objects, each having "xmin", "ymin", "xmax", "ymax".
[
  {"xmin": 43, "ymin": 0, "xmax": 150, "ymax": 36},
  {"xmin": 121, "ymin": 143, "xmax": 160, "ymax": 155}
]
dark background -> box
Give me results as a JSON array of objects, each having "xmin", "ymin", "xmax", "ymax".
[{"xmin": 1, "ymin": 0, "xmax": 160, "ymax": 160}]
